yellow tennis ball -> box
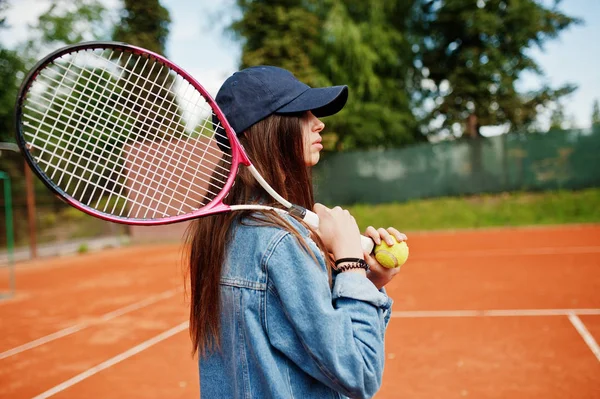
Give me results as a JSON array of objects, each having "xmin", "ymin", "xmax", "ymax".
[{"xmin": 374, "ymin": 237, "xmax": 409, "ymax": 269}]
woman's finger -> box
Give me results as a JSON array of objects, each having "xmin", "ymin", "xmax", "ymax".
[
  {"xmin": 364, "ymin": 226, "xmax": 381, "ymax": 245},
  {"xmin": 386, "ymin": 227, "xmax": 407, "ymax": 242},
  {"xmin": 377, "ymin": 228, "xmax": 395, "ymax": 245}
]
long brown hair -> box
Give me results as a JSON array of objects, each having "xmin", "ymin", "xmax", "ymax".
[{"xmin": 185, "ymin": 113, "xmax": 331, "ymax": 357}]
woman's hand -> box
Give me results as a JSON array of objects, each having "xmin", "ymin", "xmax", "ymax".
[
  {"xmin": 313, "ymin": 203, "xmax": 364, "ymax": 261},
  {"xmin": 363, "ymin": 226, "xmax": 407, "ymax": 289}
]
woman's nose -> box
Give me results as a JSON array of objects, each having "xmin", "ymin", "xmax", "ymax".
[{"xmin": 312, "ymin": 115, "xmax": 325, "ymax": 132}]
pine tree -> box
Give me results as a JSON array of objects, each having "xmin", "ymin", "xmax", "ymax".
[
  {"xmin": 592, "ymin": 99, "xmax": 600, "ymax": 126},
  {"xmin": 549, "ymin": 102, "xmax": 566, "ymax": 131}
]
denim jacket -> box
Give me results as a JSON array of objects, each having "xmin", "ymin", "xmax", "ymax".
[{"xmin": 199, "ymin": 215, "xmax": 393, "ymax": 399}]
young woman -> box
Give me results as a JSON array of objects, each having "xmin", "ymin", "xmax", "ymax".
[{"xmin": 186, "ymin": 66, "xmax": 407, "ymax": 399}]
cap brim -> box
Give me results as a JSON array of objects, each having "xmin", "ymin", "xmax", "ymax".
[{"xmin": 275, "ymin": 85, "xmax": 348, "ymax": 117}]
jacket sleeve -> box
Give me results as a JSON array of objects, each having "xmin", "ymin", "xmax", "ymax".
[
  {"xmin": 264, "ymin": 232, "xmax": 393, "ymax": 399},
  {"xmin": 380, "ymin": 287, "xmax": 393, "ymax": 328}
]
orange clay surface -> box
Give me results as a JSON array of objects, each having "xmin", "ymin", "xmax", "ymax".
[{"xmin": 0, "ymin": 224, "xmax": 599, "ymax": 398}]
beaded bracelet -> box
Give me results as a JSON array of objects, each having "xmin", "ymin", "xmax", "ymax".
[{"xmin": 334, "ymin": 257, "xmax": 369, "ymax": 272}]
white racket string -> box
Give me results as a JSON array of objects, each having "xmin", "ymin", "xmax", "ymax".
[
  {"xmin": 83, "ymin": 49, "xmax": 234, "ymax": 153},
  {"xmin": 23, "ymin": 106, "xmax": 225, "ymax": 214},
  {"xmin": 139, "ymin": 81, "xmax": 207, "ymax": 219},
  {"xmin": 45, "ymin": 49, "xmax": 233, "ymax": 152},
  {"xmin": 91, "ymin": 53, "xmax": 157, "ymax": 211},
  {"xmin": 129, "ymin": 67, "xmax": 195, "ymax": 219},
  {"xmin": 21, "ymin": 47, "xmax": 236, "ymax": 219},
  {"xmin": 23, "ymin": 105, "xmax": 223, "ymax": 213},
  {"xmin": 45, "ymin": 50, "xmax": 90, "ymax": 185},
  {"xmin": 80, "ymin": 51, "xmax": 150, "ymax": 213},
  {"xmin": 58, "ymin": 51, "xmax": 116, "ymax": 192},
  {"xmin": 44, "ymin": 52, "xmax": 233, "ymax": 180},
  {"xmin": 68, "ymin": 49, "xmax": 124, "ymax": 200},
  {"xmin": 23, "ymin": 140, "xmax": 195, "ymax": 216},
  {"xmin": 28, "ymin": 56, "xmax": 229, "ymax": 192},
  {"xmin": 117, "ymin": 56, "xmax": 176, "ymax": 217}
]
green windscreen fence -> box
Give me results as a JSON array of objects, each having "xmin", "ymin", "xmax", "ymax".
[{"xmin": 313, "ymin": 126, "xmax": 600, "ymax": 205}]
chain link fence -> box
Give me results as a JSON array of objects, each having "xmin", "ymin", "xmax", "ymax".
[
  {"xmin": 1, "ymin": 127, "xmax": 599, "ymax": 250},
  {"xmin": 314, "ymin": 127, "xmax": 600, "ymax": 205}
]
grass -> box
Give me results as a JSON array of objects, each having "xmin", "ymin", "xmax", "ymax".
[
  {"xmin": 348, "ymin": 188, "xmax": 600, "ymax": 232},
  {"xmin": 35, "ymin": 205, "xmax": 127, "ymax": 245},
  {"xmin": 4, "ymin": 189, "xmax": 598, "ymax": 253}
]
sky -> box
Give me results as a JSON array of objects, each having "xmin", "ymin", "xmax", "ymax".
[{"xmin": 3, "ymin": 0, "xmax": 600, "ymax": 130}]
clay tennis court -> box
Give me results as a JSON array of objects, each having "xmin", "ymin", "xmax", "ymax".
[{"xmin": 1, "ymin": 224, "xmax": 599, "ymax": 398}]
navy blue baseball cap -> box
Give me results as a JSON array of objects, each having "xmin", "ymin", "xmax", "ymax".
[{"xmin": 213, "ymin": 66, "xmax": 348, "ymax": 150}]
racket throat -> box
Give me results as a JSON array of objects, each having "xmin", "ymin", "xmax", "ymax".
[
  {"xmin": 246, "ymin": 165, "xmax": 319, "ymax": 228},
  {"xmin": 288, "ymin": 205, "xmax": 307, "ymax": 219},
  {"xmin": 289, "ymin": 205, "xmax": 320, "ymax": 229},
  {"xmin": 247, "ymin": 165, "xmax": 292, "ymax": 208}
]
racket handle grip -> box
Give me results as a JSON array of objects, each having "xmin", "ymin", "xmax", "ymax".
[
  {"xmin": 301, "ymin": 209, "xmax": 375, "ymax": 254},
  {"xmin": 361, "ymin": 235, "xmax": 375, "ymax": 254}
]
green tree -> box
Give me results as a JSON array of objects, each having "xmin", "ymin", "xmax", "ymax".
[
  {"xmin": 592, "ymin": 99, "xmax": 600, "ymax": 126},
  {"xmin": 414, "ymin": 0, "xmax": 580, "ymax": 138},
  {"xmin": 316, "ymin": 0, "xmax": 421, "ymax": 150},
  {"xmin": 29, "ymin": 0, "xmax": 109, "ymax": 45},
  {"xmin": 0, "ymin": 1, "xmax": 25, "ymax": 142},
  {"xmin": 19, "ymin": 0, "xmax": 110, "ymax": 66},
  {"xmin": 0, "ymin": 0, "xmax": 124, "ymax": 243},
  {"xmin": 112, "ymin": 0, "xmax": 183, "ymax": 142},
  {"xmin": 549, "ymin": 101, "xmax": 566, "ymax": 131},
  {"xmin": 112, "ymin": 0, "xmax": 171, "ymax": 54},
  {"xmin": 231, "ymin": 0, "xmax": 322, "ymax": 85},
  {"xmin": 229, "ymin": 0, "xmax": 421, "ymax": 151}
]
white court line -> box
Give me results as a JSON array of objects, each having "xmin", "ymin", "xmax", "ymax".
[
  {"xmin": 568, "ymin": 313, "xmax": 600, "ymax": 362},
  {"xmin": 392, "ymin": 308, "xmax": 600, "ymax": 363},
  {"xmin": 411, "ymin": 246, "xmax": 600, "ymax": 259},
  {"xmin": 23, "ymin": 308, "xmax": 600, "ymax": 397},
  {"xmin": 391, "ymin": 308, "xmax": 600, "ymax": 318},
  {"xmin": 31, "ymin": 321, "xmax": 189, "ymax": 399},
  {"xmin": 0, "ymin": 288, "xmax": 182, "ymax": 360}
]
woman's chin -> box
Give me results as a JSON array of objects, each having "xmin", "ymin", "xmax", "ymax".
[{"xmin": 306, "ymin": 153, "xmax": 320, "ymax": 166}]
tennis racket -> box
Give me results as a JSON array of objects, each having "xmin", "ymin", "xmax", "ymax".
[{"xmin": 15, "ymin": 41, "xmax": 374, "ymax": 253}]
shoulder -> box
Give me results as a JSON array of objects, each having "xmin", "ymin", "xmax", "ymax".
[
  {"xmin": 231, "ymin": 213, "xmax": 311, "ymax": 247},
  {"xmin": 224, "ymin": 213, "xmax": 320, "ymax": 268},
  {"xmin": 261, "ymin": 216, "xmax": 327, "ymax": 276},
  {"xmin": 230, "ymin": 213, "xmax": 324, "ymax": 269}
]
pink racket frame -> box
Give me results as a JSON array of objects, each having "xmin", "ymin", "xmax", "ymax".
[{"xmin": 15, "ymin": 41, "xmax": 250, "ymax": 226}]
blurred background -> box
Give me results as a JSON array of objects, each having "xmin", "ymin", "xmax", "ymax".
[
  {"xmin": 1, "ymin": 2, "xmax": 599, "ymax": 398},
  {"xmin": 0, "ymin": 0, "xmax": 599, "ymax": 261}
]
